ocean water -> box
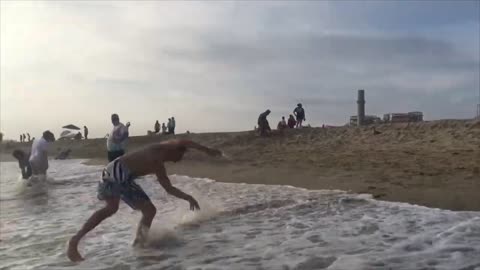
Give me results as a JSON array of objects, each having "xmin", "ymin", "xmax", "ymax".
[{"xmin": 0, "ymin": 160, "xmax": 479, "ymax": 270}]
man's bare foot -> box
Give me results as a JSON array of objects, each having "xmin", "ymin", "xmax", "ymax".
[{"xmin": 67, "ymin": 237, "xmax": 84, "ymax": 262}]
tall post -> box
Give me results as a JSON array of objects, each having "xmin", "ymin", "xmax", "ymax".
[
  {"xmin": 477, "ymin": 86, "xmax": 480, "ymax": 119},
  {"xmin": 357, "ymin": 89, "xmax": 365, "ymax": 126}
]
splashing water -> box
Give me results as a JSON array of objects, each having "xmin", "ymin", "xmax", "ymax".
[{"xmin": 1, "ymin": 160, "xmax": 479, "ymax": 270}]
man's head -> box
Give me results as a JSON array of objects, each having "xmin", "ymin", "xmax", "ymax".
[
  {"xmin": 297, "ymin": 103, "xmax": 302, "ymax": 107},
  {"xmin": 282, "ymin": 116, "xmax": 285, "ymax": 120},
  {"xmin": 266, "ymin": 109, "xmax": 271, "ymax": 115},
  {"xmin": 111, "ymin": 114, "xmax": 120, "ymax": 125},
  {"xmin": 12, "ymin": 149, "xmax": 25, "ymax": 160},
  {"xmin": 43, "ymin": 130, "xmax": 55, "ymax": 142}
]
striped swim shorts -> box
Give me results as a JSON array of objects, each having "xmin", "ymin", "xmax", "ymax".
[{"xmin": 97, "ymin": 158, "xmax": 151, "ymax": 210}]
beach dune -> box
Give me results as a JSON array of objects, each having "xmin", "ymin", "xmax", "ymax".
[{"xmin": 1, "ymin": 119, "xmax": 479, "ymax": 211}]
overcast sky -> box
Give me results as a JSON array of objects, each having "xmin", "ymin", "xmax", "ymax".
[{"xmin": 1, "ymin": 1, "xmax": 479, "ymax": 139}]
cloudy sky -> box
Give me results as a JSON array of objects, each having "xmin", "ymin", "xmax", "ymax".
[{"xmin": 1, "ymin": 1, "xmax": 479, "ymax": 139}]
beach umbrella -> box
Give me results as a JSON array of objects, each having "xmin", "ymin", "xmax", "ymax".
[{"xmin": 62, "ymin": 124, "xmax": 81, "ymax": 130}]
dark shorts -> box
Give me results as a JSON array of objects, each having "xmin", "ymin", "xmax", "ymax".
[
  {"xmin": 107, "ymin": 150, "xmax": 125, "ymax": 162},
  {"xmin": 97, "ymin": 159, "xmax": 151, "ymax": 210}
]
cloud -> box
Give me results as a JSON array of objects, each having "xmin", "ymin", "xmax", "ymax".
[{"xmin": 0, "ymin": 1, "xmax": 478, "ymax": 139}]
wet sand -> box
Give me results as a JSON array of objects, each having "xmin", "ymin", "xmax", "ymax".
[{"xmin": 2, "ymin": 119, "xmax": 479, "ymax": 211}]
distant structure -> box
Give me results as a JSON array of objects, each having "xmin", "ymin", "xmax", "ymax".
[
  {"xmin": 357, "ymin": 89, "xmax": 365, "ymax": 126},
  {"xmin": 349, "ymin": 89, "xmax": 423, "ymax": 125},
  {"xmin": 350, "ymin": 115, "xmax": 381, "ymax": 126},
  {"xmin": 383, "ymin": 112, "xmax": 423, "ymax": 123}
]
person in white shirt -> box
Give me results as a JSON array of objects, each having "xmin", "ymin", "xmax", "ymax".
[
  {"xmin": 29, "ymin": 130, "xmax": 55, "ymax": 175},
  {"xmin": 107, "ymin": 114, "xmax": 130, "ymax": 162}
]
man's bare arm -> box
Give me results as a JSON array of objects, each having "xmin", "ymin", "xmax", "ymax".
[
  {"xmin": 179, "ymin": 140, "xmax": 222, "ymax": 156},
  {"xmin": 155, "ymin": 165, "xmax": 200, "ymax": 210}
]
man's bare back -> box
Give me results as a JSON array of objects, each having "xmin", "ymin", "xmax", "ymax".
[
  {"xmin": 120, "ymin": 139, "xmax": 219, "ymax": 176},
  {"xmin": 67, "ymin": 139, "xmax": 221, "ymax": 262}
]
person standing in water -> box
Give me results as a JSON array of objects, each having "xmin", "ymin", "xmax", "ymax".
[
  {"xmin": 67, "ymin": 139, "xmax": 222, "ymax": 262},
  {"xmin": 12, "ymin": 149, "xmax": 32, "ymax": 179},
  {"xmin": 107, "ymin": 114, "xmax": 130, "ymax": 162},
  {"xmin": 29, "ymin": 130, "xmax": 55, "ymax": 176}
]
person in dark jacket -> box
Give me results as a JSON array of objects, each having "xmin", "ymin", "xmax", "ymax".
[{"xmin": 257, "ymin": 110, "xmax": 271, "ymax": 136}]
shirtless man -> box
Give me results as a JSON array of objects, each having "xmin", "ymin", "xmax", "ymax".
[{"xmin": 67, "ymin": 139, "xmax": 222, "ymax": 262}]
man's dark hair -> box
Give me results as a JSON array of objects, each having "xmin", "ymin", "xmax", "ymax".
[
  {"xmin": 43, "ymin": 130, "xmax": 53, "ymax": 138},
  {"xmin": 43, "ymin": 130, "xmax": 55, "ymax": 140},
  {"xmin": 12, "ymin": 149, "xmax": 25, "ymax": 158},
  {"xmin": 111, "ymin": 114, "xmax": 119, "ymax": 120}
]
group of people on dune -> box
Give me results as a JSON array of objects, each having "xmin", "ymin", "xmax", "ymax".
[
  {"xmin": 151, "ymin": 117, "xmax": 176, "ymax": 135},
  {"xmin": 257, "ymin": 103, "xmax": 307, "ymax": 136}
]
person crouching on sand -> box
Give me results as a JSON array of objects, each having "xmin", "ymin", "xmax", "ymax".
[{"xmin": 257, "ymin": 110, "xmax": 271, "ymax": 136}]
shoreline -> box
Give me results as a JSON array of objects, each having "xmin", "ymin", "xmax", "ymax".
[
  {"xmin": 83, "ymin": 158, "xmax": 480, "ymax": 211},
  {"xmin": 2, "ymin": 119, "xmax": 479, "ymax": 211}
]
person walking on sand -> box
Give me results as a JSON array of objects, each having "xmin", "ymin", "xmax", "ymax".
[
  {"xmin": 257, "ymin": 109, "xmax": 271, "ymax": 136},
  {"xmin": 84, "ymin": 126, "xmax": 89, "ymax": 140},
  {"xmin": 107, "ymin": 114, "xmax": 130, "ymax": 162},
  {"xmin": 67, "ymin": 139, "xmax": 222, "ymax": 262},
  {"xmin": 293, "ymin": 103, "xmax": 306, "ymax": 128},
  {"xmin": 29, "ymin": 130, "xmax": 55, "ymax": 176},
  {"xmin": 154, "ymin": 120, "xmax": 160, "ymax": 134}
]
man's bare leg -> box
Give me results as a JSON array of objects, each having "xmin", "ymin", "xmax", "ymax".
[
  {"xmin": 67, "ymin": 197, "xmax": 120, "ymax": 261},
  {"xmin": 132, "ymin": 200, "xmax": 157, "ymax": 247}
]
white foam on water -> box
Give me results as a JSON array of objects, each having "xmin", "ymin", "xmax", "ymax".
[{"xmin": 1, "ymin": 160, "xmax": 479, "ymax": 270}]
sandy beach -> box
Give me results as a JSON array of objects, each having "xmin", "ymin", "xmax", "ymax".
[{"xmin": 1, "ymin": 119, "xmax": 479, "ymax": 211}]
